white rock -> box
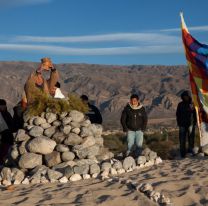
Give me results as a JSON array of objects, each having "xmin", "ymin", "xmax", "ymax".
[
  {"xmin": 41, "ymin": 177, "xmax": 49, "ymax": 184},
  {"xmin": 41, "ymin": 123, "xmax": 51, "ymax": 129},
  {"xmin": 69, "ymin": 110, "xmax": 84, "ymax": 123},
  {"xmin": 145, "ymin": 160, "xmax": 154, "ymax": 167},
  {"xmin": 140, "ymin": 183, "xmax": 153, "ymax": 192},
  {"xmin": 151, "ymin": 192, "xmax": 161, "ymax": 203},
  {"xmin": 45, "ymin": 113, "xmax": 57, "ymax": 124},
  {"xmin": 13, "ymin": 180, "xmax": 21, "ymax": 185},
  {"xmin": 101, "ymin": 170, "xmax": 109, "ymax": 180},
  {"xmin": 134, "ymin": 166, "xmax": 140, "ymax": 170},
  {"xmin": 158, "ymin": 194, "xmax": 171, "ymax": 204},
  {"xmin": 148, "ymin": 190, "xmax": 156, "ymax": 198},
  {"xmin": 125, "ymin": 179, "xmax": 132, "ymax": 184},
  {"xmin": 110, "ymin": 168, "xmax": 117, "ymax": 176},
  {"xmin": 71, "ymin": 128, "xmax": 81, "ymax": 135},
  {"xmin": 22, "ymin": 178, "xmax": 29, "ymax": 185},
  {"xmin": 59, "ymin": 176, "xmax": 68, "ymax": 183},
  {"xmin": 139, "ymin": 164, "xmax": 145, "ymax": 169},
  {"xmin": 117, "ymin": 168, "xmax": 125, "ymax": 174},
  {"xmin": 107, "ymin": 178, "xmax": 113, "ymax": 182},
  {"xmin": 92, "ymin": 173, "xmax": 99, "ymax": 178},
  {"xmin": 2, "ymin": 180, "xmax": 11, "ymax": 186},
  {"xmin": 83, "ymin": 174, "xmax": 91, "ymax": 180},
  {"xmin": 126, "ymin": 168, "xmax": 133, "ymax": 172},
  {"xmin": 30, "ymin": 178, "xmax": 40, "ymax": 184},
  {"xmin": 27, "ymin": 137, "xmax": 56, "ymax": 155},
  {"xmin": 70, "ymin": 174, "xmax": 82, "ymax": 182},
  {"xmin": 136, "ymin": 183, "xmax": 144, "ymax": 191},
  {"xmin": 50, "ymin": 179, "xmax": 58, "ymax": 183},
  {"xmin": 155, "ymin": 157, "xmax": 163, "ymax": 165}
]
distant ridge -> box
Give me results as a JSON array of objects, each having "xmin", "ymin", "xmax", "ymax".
[{"xmin": 0, "ymin": 61, "xmax": 189, "ymax": 129}]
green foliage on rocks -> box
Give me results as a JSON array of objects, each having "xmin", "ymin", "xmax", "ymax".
[{"xmin": 27, "ymin": 92, "xmax": 89, "ymax": 116}]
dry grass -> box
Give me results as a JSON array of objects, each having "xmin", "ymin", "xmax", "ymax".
[
  {"xmin": 27, "ymin": 92, "xmax": 89, "ymax": 116},
  {"xmin": 103, "ymin": 130, "xmax": 200, "ymax": 160}
]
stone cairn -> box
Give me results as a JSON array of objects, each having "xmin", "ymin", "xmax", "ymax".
[{"xmin": 0, "ymin": 110, "xmax": 171, "ymax": 205}]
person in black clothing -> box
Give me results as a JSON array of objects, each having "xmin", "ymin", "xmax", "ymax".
[
  {"xmin": 176, "ymin": 90, "xmax": 197, "ymax": 158},
  {"xmin": 13, "ymin": 101, "xmax": 24, "ymax": 132},
  {"xmin": 80, "ymin": 95, "xmax": 102, "ymax": 124},
  {"xmin": 121, "ymin": 94, "xmax": 148, "ymax": 156},
  {"xmin": 0, "ymin": 99, "xmax": 14, "ymax": 164}
]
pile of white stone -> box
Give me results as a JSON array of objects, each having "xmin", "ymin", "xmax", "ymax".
[{"xmin": 0, "ymin": 110, "xmax": 162, "ymax": 186}]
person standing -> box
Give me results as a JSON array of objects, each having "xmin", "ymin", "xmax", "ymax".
[
  {"xmin": 0, "ymin": 99, "xmax": 14, "ymax": 164},
  {"xmin": 22, "ymin": 57, "xmax": 59, "ymax": 108},
  {"xmin": 176, "ymin": 90, "xmax": 197, "ymax": 158},
  {"xmin": 80, "ymin": 95, "xmax": 102, "ymax": 124},
  {"xmin": 121, "ymin": 94, "xmax": 148, "ymax": 156},
  {"xmin": 13, "ymin": 101, "xmax": 24, "ymax": 132}
]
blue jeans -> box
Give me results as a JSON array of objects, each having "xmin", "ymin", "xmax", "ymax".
[
  {"xmin": 179, "ymin": 125, "xmax": 195, "ymax": 157},
  {"xmin": 127, "ymin": 130, "xmax": 143, "ymax": 155}
]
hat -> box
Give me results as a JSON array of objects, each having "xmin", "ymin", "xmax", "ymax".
[
  {"xmin": 181, "ymin": 90, "xmax": 191, "ymax": 100},
  {"xmin": 0, "ymin": 99, "xmax": 6, "ymax": 106},
  {"xmin": 40, "ymin": 57, "xmax": 53, "ymax": 70},
  {"xmin": 41, "ymin": 57, "xmax": 52, "ymax": 64}
]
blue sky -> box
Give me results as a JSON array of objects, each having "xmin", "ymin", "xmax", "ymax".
[{"xmin": 0, "ymin": 0, "xmax": 208, "ymax": 65}]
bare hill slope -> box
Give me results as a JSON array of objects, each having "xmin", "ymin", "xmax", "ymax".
[{"xmin": 0, "ymin": 62, "xmax": 189, "ymax": 129}]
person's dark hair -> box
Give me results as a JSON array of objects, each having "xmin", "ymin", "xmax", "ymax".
[
  {"xmin": 181, "ymin": 90, "xmax": 191, "ymax": 99},
  {"xmin": 80, "ymin": 95, "xmax": 89, "ymax": 101},
  {"xmin": 55, "ymin": 82, "xmax": 61, "ymax": 88},
  {"xmin": 0, "ymin": 99, "xmax": 6, "ymax": 106},
  {"xmin": 130, "ymin": 94, "xmax": 139, "ymax": 100}
]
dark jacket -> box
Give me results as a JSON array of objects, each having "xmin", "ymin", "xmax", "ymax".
[
  {"xmin": 121, "ymin": 104, "xmax": 148, "ymax": 132},
  {"xmin": 1, "ymin": 110, "xmax": 14, "ymax": 132},
  {"xmin": 176, "ymin": 92, "xmax": 197, "ymax": 127},
  {"xmin": 86, "ymin": 103, "xmax": 102, "ymax": 124},
  {"xmin": 0, "ymin": 110, "xmax": 14, "ymax": 145},
  {"xmin": 13, "ymin": 103, "xmax": 24, "ymax": 132}
]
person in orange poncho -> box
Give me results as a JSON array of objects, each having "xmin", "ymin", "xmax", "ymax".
[{"xmin": 22, "ymin": 57, "xmax": 59, "ymax": 109}]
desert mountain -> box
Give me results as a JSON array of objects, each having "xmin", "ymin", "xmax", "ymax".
[{"xmin": 0, "ymin": 62, "xmax": 189, "ymax": 129}]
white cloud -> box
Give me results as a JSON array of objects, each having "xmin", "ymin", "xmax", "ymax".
[
  {"xmin": 161, "ymin": 25, "xmax": 208, "ymax": 32},
  {"xmin": 0, "ymin": 43, "xmax": 183, "ymax": 55},
  {"xmin": 0, "ymin": 0, "xmax": 53, "ymax": 7},
  {"xmin": 13, "ymin": 32, "xmax": 180, "ymax": 45}
]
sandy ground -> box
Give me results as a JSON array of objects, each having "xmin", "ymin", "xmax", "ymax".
[{"xmin": 0, "ymin": 157, "xmax": 208, "ymax": 206}]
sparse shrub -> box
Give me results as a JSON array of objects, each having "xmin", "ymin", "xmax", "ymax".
[
  {"xmin": 103, "ymin": 133, "xmax": 127, "ymax": 155},
  {"xmin": 67, "ymin": 94, "xmax": 89, "ymax": 113},
  {"xmin": 103, "ymin": 130, "xmax": 200, "ymax": 160},
  {"xmin": 27, "ymin": 92, "xmax": 89, "ymax": 116}
]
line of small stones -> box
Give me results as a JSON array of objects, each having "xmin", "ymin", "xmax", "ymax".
[
  {"xmin": 107, "ymin": 177, "xmax": 173, "ymax": 206},
  {"xmin": 0, "ymin": 161, "xmax": 172, "ymax": 205}
]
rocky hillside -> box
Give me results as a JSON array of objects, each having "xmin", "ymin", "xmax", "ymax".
[{"xmin": 0, "ymin": 61, "xmax": 189, "ymax": 129}]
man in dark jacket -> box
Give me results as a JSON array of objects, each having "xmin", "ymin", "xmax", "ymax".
[
  {"xmin": 121, "ymin": 94, "xmax": 148, "ymax": 156},
  {"xmin": 0, "ymin": 99, "xmax": 14, "ymax": 164},
  {"xmin": 13, "ymin": 101, "xmax": 24, "ymax": 132},
  {"xmin": 80, "ymin": 95, "xmax": 102, "ymax": 124},
  {"xmin": 176, "ymin": 90, "xmax": 197, "ymax": 158}
]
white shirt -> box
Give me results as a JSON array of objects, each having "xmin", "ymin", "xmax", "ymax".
[{"xmin": 54, "ymin": 88, "xmax": 65, "ymax": 99}]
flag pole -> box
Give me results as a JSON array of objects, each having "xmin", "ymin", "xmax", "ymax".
[{"xmin": 180, "ymin": 12, "xmax": 202, "ymax": 146}]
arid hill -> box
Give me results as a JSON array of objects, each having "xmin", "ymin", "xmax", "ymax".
[{"xmin": 0, "ymin": 61, "xmax": 189, "ymax": 129}]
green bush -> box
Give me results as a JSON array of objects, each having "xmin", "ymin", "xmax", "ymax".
[{"xmin": 27, "ymin": 93, "xmax": 89, "ymax": 116}]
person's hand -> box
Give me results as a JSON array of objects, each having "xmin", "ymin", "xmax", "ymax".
[{"xmin": 41, "ymin": 61, "xmax": 54, "ymax": 71}]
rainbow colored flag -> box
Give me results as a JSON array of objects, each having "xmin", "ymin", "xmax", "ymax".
[{"xmin": 181, "ymin": 13, "xmax": 208, "ymax": 146}]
